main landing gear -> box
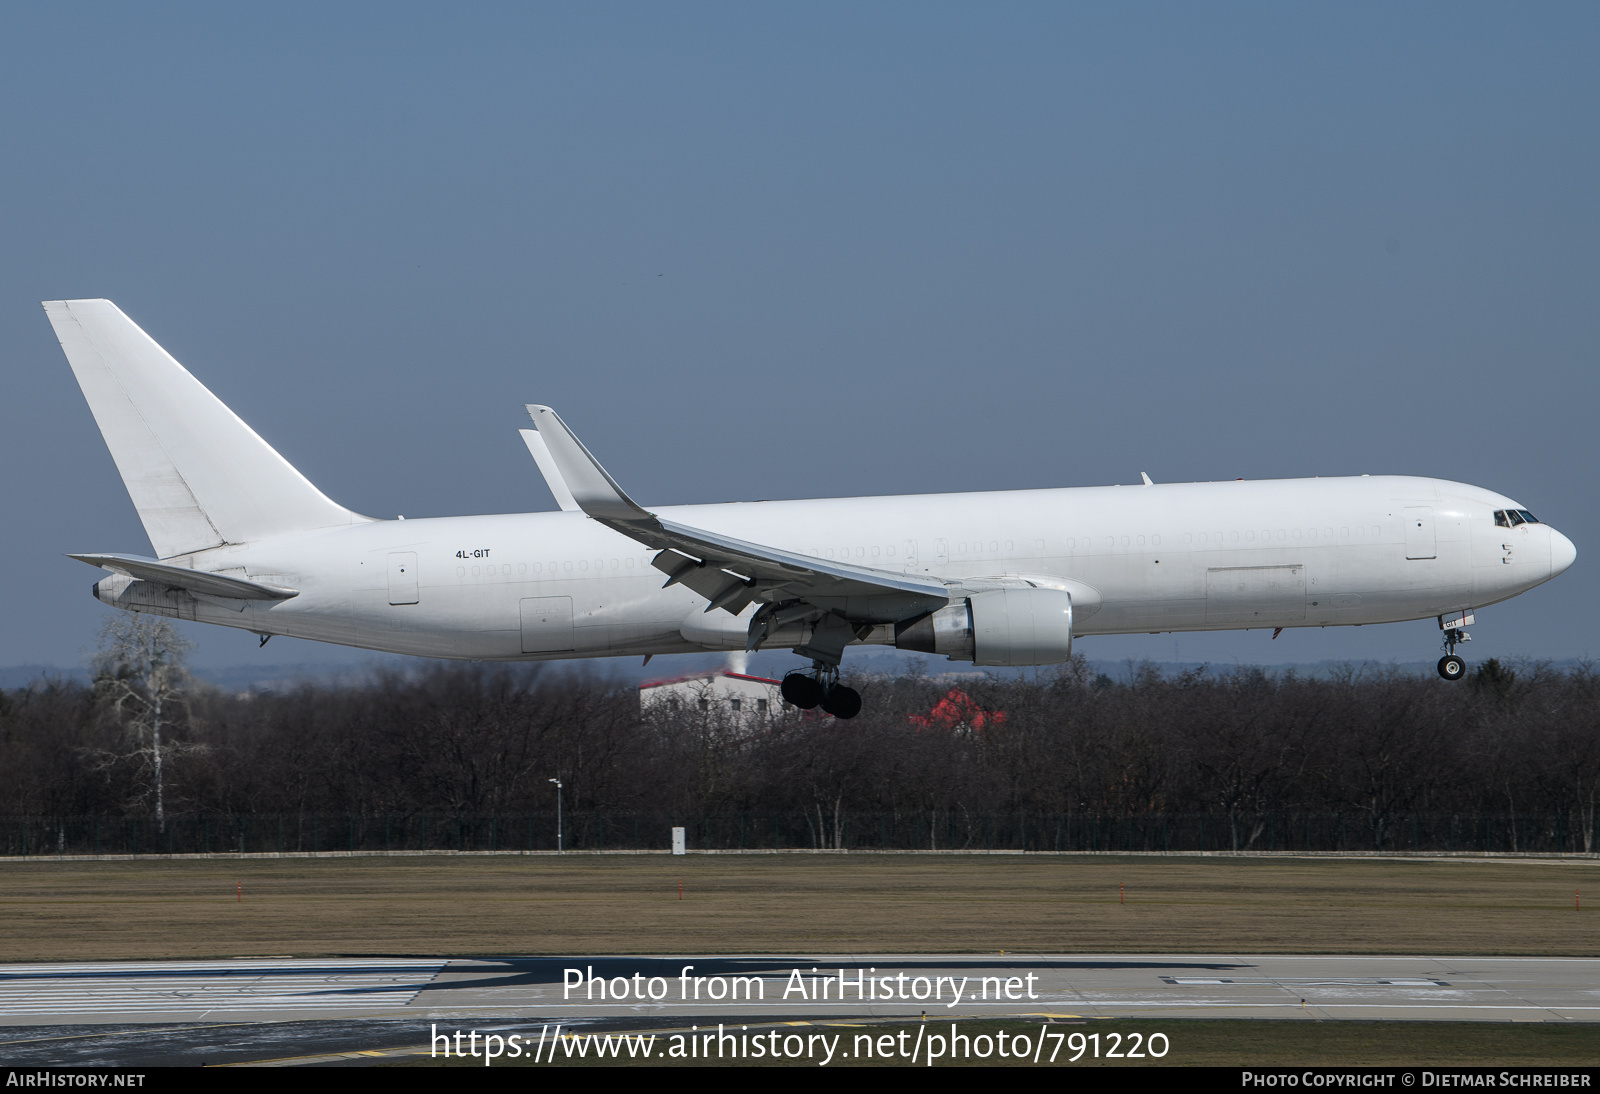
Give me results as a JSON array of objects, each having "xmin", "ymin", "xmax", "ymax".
[
  {"xmin": 1437, "ymin": 612, "xmax": 1474, "ymax": 681},
  {"xmin": 781, "ymin": 664, "xmax": 862, "ymax": 720}
]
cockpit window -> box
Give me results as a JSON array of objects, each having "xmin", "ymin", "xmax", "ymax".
[
  {"xmin": 1517, "ymin": 510, "xmax": 1540, "ymax": 524},
  {"xmin": 1494, "ymin": 509, "xmax": 1541, "ymax": 527}
]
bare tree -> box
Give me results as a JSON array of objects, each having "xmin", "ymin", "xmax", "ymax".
[
  {"xmin": 7, "ymin": 638, "xmax": 1599, "ymax": 854},
  {"xmin": 91, "ymin": 616, "xmax": 194, "ymax": 830}
]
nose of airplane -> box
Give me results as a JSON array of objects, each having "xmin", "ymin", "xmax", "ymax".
[{"xmin": 1550, "ymin": 528, "xmax": 1577, "ymax": 577}]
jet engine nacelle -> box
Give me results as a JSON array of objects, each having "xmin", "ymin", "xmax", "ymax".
[{"xmin": 895, "ymin": 587, "xmax": 1073, "ymax": 666}]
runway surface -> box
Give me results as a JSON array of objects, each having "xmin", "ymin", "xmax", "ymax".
[
  {"xmin": 1, "ymin": 954, "xmax": 1595, "ymax": 1065},
  {"xmin": 0, "ymin": 958, "xmax": 446, "ymax": 1020}
]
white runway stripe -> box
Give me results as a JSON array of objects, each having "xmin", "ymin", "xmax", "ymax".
[{"xmin": 0, "ymin": 958, "xmax": 447, "ymax": 1016}]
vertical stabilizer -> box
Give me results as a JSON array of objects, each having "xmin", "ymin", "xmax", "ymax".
[{"xmin": 44, "ymin": 299, "xmax": 368, "ymax": 558}]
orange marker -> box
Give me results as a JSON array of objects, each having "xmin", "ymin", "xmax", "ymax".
[
  {"xmin": 236, "ymin": 884, "xmax": 242, "ymax": 903},
  {"xmin": 1120, "ymin": 883, "xmax": 1124, "ymax": 905},
  {"xmin": 678, "ymin": 878, "xmax": 683, "ymax": 901}
]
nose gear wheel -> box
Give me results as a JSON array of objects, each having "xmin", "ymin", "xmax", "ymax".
[{"xmin": 1437, "ymin": 625, "xmax": 1471, "ymax": 682}]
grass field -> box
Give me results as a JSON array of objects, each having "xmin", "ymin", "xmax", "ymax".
[{"xmin": 1, "ymin": 854, "xmax": 1596, "ymax": 961}]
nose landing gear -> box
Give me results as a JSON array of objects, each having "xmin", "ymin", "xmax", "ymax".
[
  {"xmin": 1437, "ymin": 612, "xmax": 1474, "ymax": 681},
  {"xmin": 780, "ymin": 663, "xmax": 862, "ymax": 719}
]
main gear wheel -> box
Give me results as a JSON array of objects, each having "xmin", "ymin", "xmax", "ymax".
[{"xmin": 821, "ymin": 685, "xmax": 861, "ymax": 719}]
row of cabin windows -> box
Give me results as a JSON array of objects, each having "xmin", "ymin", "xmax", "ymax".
[
  {"xmin": 802, "ymin": 526, "xmax": 1386, "ymax": 561},
  {"xmin": 1063, "ymin": 526, "xmax": 1384, "ymax": 550},
  {"xmin": 809, "ymin": 541, "xmax": 1019, "ymax": 560},
  {"xmin": 453, "ymin": 520, "xmax": 1409, "ymax": 581},
  {"xmin": 457, "ymin": 557, "xmax": 645, "ymax": 578},
  {"xmin": 813, "ymin": 544, "xmax": 898, "ymax": 560}
]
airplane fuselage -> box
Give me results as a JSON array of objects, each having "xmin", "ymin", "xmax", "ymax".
[{"xmin": 97, "ymin": 473, "xmax": 1573, "ymax": 662}]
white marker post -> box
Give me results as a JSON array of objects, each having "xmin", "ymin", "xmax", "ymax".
[
  {"xmin": 548, "ymin": 777, "xmax": 563, "ymax": 853},
  {"xmin": 671, "ymin": 827, "xmax": 686, "ymax": 855}
]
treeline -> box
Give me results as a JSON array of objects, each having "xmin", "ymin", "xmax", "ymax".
[{"xmin": 1, "ymin": 657, "xmax": 1598, "ymax": 850}]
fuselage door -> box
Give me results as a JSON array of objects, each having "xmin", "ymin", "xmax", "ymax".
[
  {"xmin": 1404, "ymin": 506, "xmax": 1436, "ymax": 560},
  {"xmin": 387, "ymin": 552, "xmax": 419, "ymax": 605}
]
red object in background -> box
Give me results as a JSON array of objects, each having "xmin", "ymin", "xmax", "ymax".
[{"xmin": 909, "ymin": 688, "xmax": 1007, "ymax": 731}]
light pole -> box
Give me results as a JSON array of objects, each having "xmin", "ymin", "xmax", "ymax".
[{"xmin": 548, "ymin": 777, "xmax": 563, "ymax": 853}]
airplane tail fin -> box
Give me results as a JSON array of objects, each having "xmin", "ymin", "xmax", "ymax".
[{"xmin": 44, "ymin": 299, "xmax": 369, "ymax": 559}]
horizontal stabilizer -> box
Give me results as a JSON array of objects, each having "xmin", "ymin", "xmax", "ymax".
[{"xmin": 69, "ymin": 553, "xmax": 298, "ymax": 601}]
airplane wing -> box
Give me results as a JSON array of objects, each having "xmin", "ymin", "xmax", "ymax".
[
  {"xmin": 69, "ymin": 553, "xmax": 299, "ymax": 601},
  {"xmin": 524, "ymin": 405, "xmax": 950, "ymax": 635}
]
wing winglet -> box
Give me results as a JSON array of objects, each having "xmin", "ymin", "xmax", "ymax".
[
  {"xmin": 524, "ymin": 405, "xmax": 653, "ymax": 522},
  {"xmin": 523, "ymin": 403, "xmax": 949, "ymax": 620},
  {"xmin": 518, "ymin": 429, "xmax": 580, "ymax": 512}
]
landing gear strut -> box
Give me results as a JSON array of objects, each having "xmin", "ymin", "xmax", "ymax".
[
  {"xmin": 1437, "ymin": 614, "xmax": 1473, "ymax": 681},
  {"xmin": 781, "ymin": 662, "xmax": 861, "ymax": 719}
]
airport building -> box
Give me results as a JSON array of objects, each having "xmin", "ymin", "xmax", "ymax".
[{"xmin": 638, "ymin": 670, "xmax": 784, "ymax": 721}]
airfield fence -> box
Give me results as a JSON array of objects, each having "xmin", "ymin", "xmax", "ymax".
[{"xmin": 0, "ymin": 812, "xmax": 1594, "ymax": 857}]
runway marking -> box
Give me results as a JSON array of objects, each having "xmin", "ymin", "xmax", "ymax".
[{"xmin": 0, "ymin": 959, "xmax": 447, "ymax": 1017}]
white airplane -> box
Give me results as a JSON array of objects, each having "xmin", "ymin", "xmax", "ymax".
[{"xmin": 46, "ymin": 299, "xmax": 1576, "ymax": 719}]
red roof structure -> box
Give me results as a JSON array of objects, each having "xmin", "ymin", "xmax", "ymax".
[{"xmin": 909, "ymin": 688, "xmax": 1007, "ymax": 731}]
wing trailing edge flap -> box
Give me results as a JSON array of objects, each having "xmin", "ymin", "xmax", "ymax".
[
  {"xmin": 524, "ymin": 404, "xmax": 950, "ymax": 639},
  {"xmin": 69, "ymin": 553, "xmax": 299, "ymax": 602}
]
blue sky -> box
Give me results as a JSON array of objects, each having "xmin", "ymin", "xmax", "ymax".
[{"xmin": 3, "ymin": 3, "xmax": 1596, "ymax": 672}]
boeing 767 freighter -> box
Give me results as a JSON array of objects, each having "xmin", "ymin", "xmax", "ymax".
[{"xmin": 46, "ymin": 299, "xmax": 1575, "ymax": 718}]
